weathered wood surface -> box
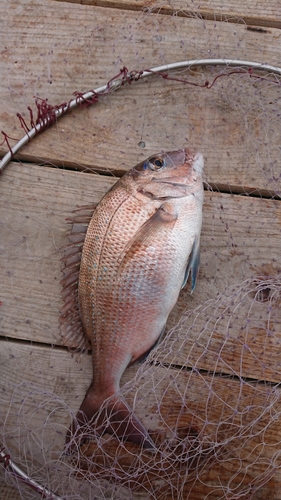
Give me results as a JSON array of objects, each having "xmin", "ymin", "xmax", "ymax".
[
  {"xmin": 55, "ymin": 0, "xmax": 281, "ymax": 29},
  {"xmin": 1, "ymin": 0, "xmax": 281, "ymax": 498},
  {"xmin": 0, "ymin": 483, "xmax": 23, "ymax": 500},
  {"xmin": 1, "ymin": 341, "xmax": 281, "ymax": 499},
  {"xmin": 1, "ymin": 162, "xmax": 281, "ymax": 383},
  {"xmin": 1, "ymin": 0, "xmax": 281, "ymax": 194}
]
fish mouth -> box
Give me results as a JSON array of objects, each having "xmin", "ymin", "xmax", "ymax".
[
  {"xmin": 151, "ymin": 150, "xmax": 203, "ymax": 190},
  {"xmin": 182, "ymin": 149, "xmax": 204, "ymax": 175},
  {"xmin": 165, "ymin": 149, "xmax": 203, "ymax": 176},
  {"xmin": 132, "ymin": 149, "xmax": 203, "ymax": 181},
  {"xmin": 192, "ymin": 152, "xmax": 204, "ymax": 175}
]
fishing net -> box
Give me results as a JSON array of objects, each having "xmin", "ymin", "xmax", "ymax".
[{"xmin": 1, "ymin": 0, "xmax": 281, "ymax": 498}]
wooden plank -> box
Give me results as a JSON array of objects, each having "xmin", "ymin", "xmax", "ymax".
[
  {"xmin": 1, "ymin": 1, "xmax": 281, "ymax": 498},
  {"xmin": 1, "ymin": 0, "xmax": 281, "ymax": 193},
  {"xmin": 0, "ymin": 483, "xmax": 24, "ymax": 500},
  {"xmin": 1, "ymin": 341, "xmax": 281, "ymax": 499},
  {"xmin": 1, "ymin": 162, "xmax": 281, "ymax": 383},
  {"xmin": 55, "ymin": 0, "xmax": 281, "ymax": 29},
  {"xmin": 0, "ymin": 162, "xmax": 115, "ymax": 346}
]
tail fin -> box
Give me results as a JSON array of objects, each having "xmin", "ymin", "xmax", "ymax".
[{"xmin": 65, "ymin": 387, "xmax": 156, "ymax": 452}]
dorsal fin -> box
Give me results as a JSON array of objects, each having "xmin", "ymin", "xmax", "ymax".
[{"xmin": 59, "ymin": 203, "xmax": 97, "ymax": 356}]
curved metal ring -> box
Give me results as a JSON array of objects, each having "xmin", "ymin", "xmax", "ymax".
[{"xmin": 1, "ymin": 58, "xmax": 280, "ymax": 173}]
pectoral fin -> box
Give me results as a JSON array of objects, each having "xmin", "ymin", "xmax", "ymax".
[
  {"xmin": 131, "ymin": 204, "xmax": 177, "ymax": 241},
  {"xmin": 118, "ymin": 205, "xmax": 177, "ymax": 268},
  {"xmin": 182, "ymin": 238, "xmax": 200, "ymax": 293}
]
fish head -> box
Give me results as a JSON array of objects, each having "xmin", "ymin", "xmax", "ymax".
[{"xmin": 129, "ymin": 148, "xmax": 204, "ymax": 201}]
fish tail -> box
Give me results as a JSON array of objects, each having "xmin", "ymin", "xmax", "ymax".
[{"xmin": 65, "ymin": 386, "xmax": 156, "ymax": 452}]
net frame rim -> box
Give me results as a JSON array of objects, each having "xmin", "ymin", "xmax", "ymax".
[
  {"xmin": 1, "ymin": 58, "xmax": 281, "ymax": 173},
  {"xmin": 1, "ymin": 56, "xmax": 281, "ymax": 498}
]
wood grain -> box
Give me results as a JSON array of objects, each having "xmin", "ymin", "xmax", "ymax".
[
  {"xmin": 0, "ymin": 484, "xmax": 24, "ymax": 500},
  {"xmin": 1, "ymin": 162, "xmax": 280, "ymax": 383},
  {"xmin": 1, "ymin": 0, "xmax": 281, "ymax": 497},
  {"xmin": 1, "ymin": 0, "xmax": 281, "ymax": 194},
  {"xmin": 0, "ymin": 163, "xmax": 116, "ymax": 346},
  {"xmin": 54, "ymin": 0, "xmax": 281, "ymax": 29},
  {"xmin": 1, "ymin": 341, "xmax": 281, "ymax": 499}
]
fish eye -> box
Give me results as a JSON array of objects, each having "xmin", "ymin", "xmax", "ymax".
[{"xmin": 148, "ymin": 156, "xmax": 164, "ymax": 171}]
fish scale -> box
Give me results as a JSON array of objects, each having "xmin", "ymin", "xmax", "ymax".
[{"xmin": 61, "ymin": 148, "xmax": 204, "ymax": 451}]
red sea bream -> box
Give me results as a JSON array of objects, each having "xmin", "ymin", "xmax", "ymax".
[{"xmin": 60, "ymin": 148, "xmax": 204, "ymax": 451}]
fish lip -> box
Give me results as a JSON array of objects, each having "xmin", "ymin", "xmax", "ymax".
[
  {"xmin": 183, "ymin": 149, "xmax": 204, "ymax": 175},
  {"xmin": 192, "ymin": 152, "xmax": 204, "ymax": 175},
  {"xmin": 183, "ymin": 148, "xmax": 193, "ymax": 162}
]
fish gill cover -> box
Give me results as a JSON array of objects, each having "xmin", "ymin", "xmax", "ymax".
[{"xmin": 1, "ymin": 0, "xmax": 281, "ymax": 498}]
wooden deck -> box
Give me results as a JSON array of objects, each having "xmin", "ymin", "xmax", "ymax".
[{"xmin": 1, "ymin": 0, "xmax": 281, "ymax": 498}]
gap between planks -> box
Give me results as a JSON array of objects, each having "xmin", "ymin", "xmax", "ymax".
[
  {"xmin": 1, "ymin": 162, "xmax": 281, "ymax": 383},
  {"xmin": 1, "ymin": 341, "xmax": 281, "ymax": 499},
  {"xmin": 6, "ymin": 158, "xmax": 281, "ymax": 200},
  {"xmin": 53, "ymin": 0, "xmax": 281, "ymax": 30},
  {"xmin": 2, "ymin": 0, "xmax": 281, "ymax": 195}
]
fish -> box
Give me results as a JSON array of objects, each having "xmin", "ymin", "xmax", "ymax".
[{"xmin": 60, "ymin": 147, "xmax": 204, "ymax": 451}]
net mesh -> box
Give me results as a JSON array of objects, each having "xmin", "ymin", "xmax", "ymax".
[
  {"xmin": 1, "ymin": 0, "xmax": 281, "ymax": 498},
  {"xmin": 2, "ymin": 277, "xmax": 281, "ymax": 499}
]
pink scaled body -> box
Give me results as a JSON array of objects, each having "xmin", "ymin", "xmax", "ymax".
[{"xmin": 61, "ymin": 148, "xmax": 204, "ymax": 451}]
